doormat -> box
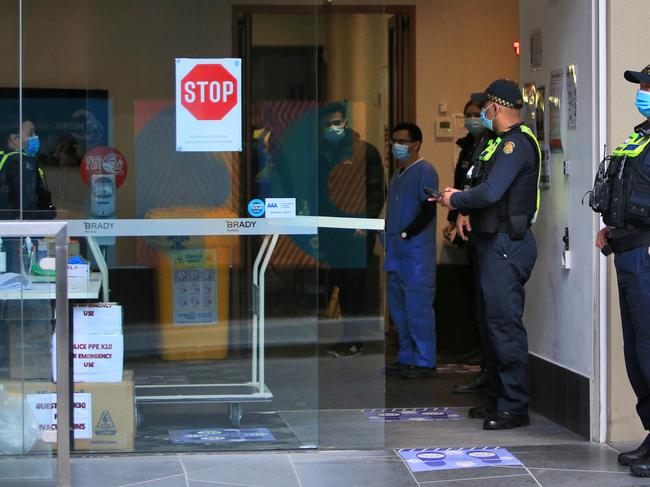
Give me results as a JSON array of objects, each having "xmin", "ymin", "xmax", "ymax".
[
  {"xmin": 397, "ymin": 447, "xmax": 522, "ymax": 472},
  {"xmin": 169, "ymin": 428, "xmax": 275, "ymax": 444},
  {"xmin": 137, "ymin": 411, "xmax": 301, "ymax": 452},
  {"xmin": 362, "ymin": 407, "xmax": 462, "ymax": 423}
]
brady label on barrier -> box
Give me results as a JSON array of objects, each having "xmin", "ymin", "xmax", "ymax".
[
  {"xmin": 26, "ymin": 393, "xmax": 92, "ymax": 440},
  {"xmin": 52, "ymin": 333, "xmax": 124, "ymax": 382}
]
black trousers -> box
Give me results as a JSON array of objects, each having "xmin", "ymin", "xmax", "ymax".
[
  {"xmin": 615, "ymin": 245, "xmax": 650, "ymax": 429},
  {"xmin": 472, "ymin": 230, "xmax": 537, "ymax": 413}
]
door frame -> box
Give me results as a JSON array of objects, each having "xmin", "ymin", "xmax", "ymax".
[{"xmin": 231, "ymin": 4, "xmax": 416, "ymax": 121}]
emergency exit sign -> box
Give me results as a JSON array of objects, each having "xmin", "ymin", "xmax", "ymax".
[{"xmin": 175, "ymin": 58, "xmax": 242, "ymax": 152}]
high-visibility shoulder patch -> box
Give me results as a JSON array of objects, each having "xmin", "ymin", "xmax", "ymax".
[{"xmin": 502, "ymin": 141, "xmax": 516, "ymax": 155}]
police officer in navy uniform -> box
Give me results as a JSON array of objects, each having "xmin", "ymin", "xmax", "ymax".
[
  {"xmin": 439, "ymin": 79, "xmax": 541, "ymax": 430},
  {"xmin": 445, "ymin": 94, "xmax": 495, "ymax": 394},
  {"xmin": 592, "ymin": 64, "xmax": 650, "ymax": 478}
]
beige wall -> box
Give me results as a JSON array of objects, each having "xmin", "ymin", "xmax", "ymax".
[
  {"xmin": 326, "ymin": 0, "xmax": 518, "ymax": 262},
  {"xmin": 607, "ymin": 0, "xmax": 650, "ymax": 444}
]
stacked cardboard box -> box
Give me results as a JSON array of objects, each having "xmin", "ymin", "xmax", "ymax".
[{"xmin": 1, "ymin": 370, "xmax": 135, "ymax": 451}]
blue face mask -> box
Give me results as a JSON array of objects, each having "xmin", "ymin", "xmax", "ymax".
[
  {"xmin": 636, "ymin": 90, "xmax": 650, "ymax": 118},
  {"xmin": 392, "ymin": 143, "xmax": 410, "ymax": 161},
  {"xmin": 464, "ymin": 117, "xmax": 484, "ymax": 136},
  {"xmin": 25, "ymin": 135, "xmax": 40, "ymax": 157},
  {"xmin": 480, "ymin": 106, "xmax": 494, "ymax": 131},
  {"xmin": 324, "ymin": 125, "xmax": 346, "ymax": 143}
]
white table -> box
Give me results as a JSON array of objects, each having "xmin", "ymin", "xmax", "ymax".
[{"xmin": 0, "ymin": 272, "xmax": 102, "ymax": 300}]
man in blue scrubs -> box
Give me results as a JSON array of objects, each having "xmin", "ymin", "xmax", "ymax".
[{"xmin": 385, "ymin": 122, "xmax": 438, "ymax": 379}]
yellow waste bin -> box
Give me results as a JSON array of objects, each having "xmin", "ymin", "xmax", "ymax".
[{"xmin": 145, "ymin": 207, "xmax": 239, "ymax": 360}]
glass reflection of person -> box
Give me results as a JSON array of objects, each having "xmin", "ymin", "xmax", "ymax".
[
  {"xmin": 0, "ymin": 118, "xmax": 55, "ymax": 271},
  {"xmin": 319, "ymin": 101, "xmax": 384, "ymax": 358}
]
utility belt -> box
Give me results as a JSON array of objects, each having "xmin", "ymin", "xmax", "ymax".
[
  {"xmin": 497, "ymin": 215, "xmax": 530, "ymax": 240},
  {"xmin": 609, "ymin": 229, "xmax": 650, "ymax": 254},
  {"xmin": 473, "ymin": 212, "xmax": 530, "ymax": 240}
]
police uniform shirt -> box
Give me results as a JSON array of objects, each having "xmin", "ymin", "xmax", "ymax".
[{"xmin": 450, "ymin": 125, "xmax": 537, "ymax": 214}]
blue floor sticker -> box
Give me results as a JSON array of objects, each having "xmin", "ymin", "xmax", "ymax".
[
  {"xmin": 362, "ymin": 407, "xmax": 462, "ymax": 422},
  {"xmin": 397, "ymin": 447, "xmax": 522, "ymax": 472},
  {"xmin": 169, "ymin": 428, "xmax": 276, "ymax": 444}
]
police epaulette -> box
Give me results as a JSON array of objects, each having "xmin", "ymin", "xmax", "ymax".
[{"xmin": 634, "ymin": 120, "xmax": 650, "ymax": 137}]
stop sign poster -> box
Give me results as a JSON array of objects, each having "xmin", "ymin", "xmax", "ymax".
[{"xmin": 175, "ymin": 58, "xmax": 242, "ymax": 152}]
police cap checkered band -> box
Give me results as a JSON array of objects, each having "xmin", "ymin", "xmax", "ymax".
[{"xmin": 484, "ymin": 79, "xmax": 523, "ymax": 109}]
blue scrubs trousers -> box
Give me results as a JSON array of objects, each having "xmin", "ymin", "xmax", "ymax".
[
  {"xmin": 615, "ymin": 245, "xmax": 650, "ymax": 429},
  {"xmin": 387, "ymin": 271, "xmax": 436, "ymax": 368},
  {"xmin": 472, "ymin": 230, "xmax": 537, "ymax": 413}
]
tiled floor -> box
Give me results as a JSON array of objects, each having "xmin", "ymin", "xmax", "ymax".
[
  {"xmin": 0, "ymin": 320, "xmax": 643, "ymax": 486},
  {"xmin": 2, "ymin": 441, "xmax": 647, "ymax": 486},
  {"xmin": 2, "ymin": 413, "xmax": 647, "ymax": 486}
]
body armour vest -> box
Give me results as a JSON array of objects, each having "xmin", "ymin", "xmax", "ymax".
[
  {"xmin": 590, "ymin": 123, "xmax": 650, "ymax": 228},
  {"xmin": 0, "ymin": 150, "xmax": 40, "ymax": 217},
  {"xmin": 468, "ymin": 124, "xmax": 542, "ymax": 234}
]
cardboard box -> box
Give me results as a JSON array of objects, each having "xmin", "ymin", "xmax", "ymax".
[
  {"xmin": 9, "ymin": 319, "xmax": 53, "ymax": 380},
  {"xmin": 0, "ymin": 370, "xmax": 135, "ymax": 452},
  {"xmin": 75, "ymin": 371, "xmax": 135, "ymax": 451}
]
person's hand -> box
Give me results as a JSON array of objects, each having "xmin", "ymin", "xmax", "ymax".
[
  {"xmin": 442, "ymin": 222, "xmax": 455, "ymax": 242},
  {"xmin": 456, "ymin": 214, "xmax": 472, "ymax": 242},
  {"xmin": 439, "ymin": 188, "xmax": 460, "ymax": 209},
  {"xmin": 595, "ymin": 227, "xmax": 611, "ymax": 249}
]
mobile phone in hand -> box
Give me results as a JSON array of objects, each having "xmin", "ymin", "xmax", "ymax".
[{"xmin": 423, "ymin": 186, "xmax": 443, "ymax": 198}]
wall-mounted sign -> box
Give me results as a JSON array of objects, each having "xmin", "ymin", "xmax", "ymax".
[{"xmin": 175, "ymin": 58, "xmax": 242, "ymax": 152}]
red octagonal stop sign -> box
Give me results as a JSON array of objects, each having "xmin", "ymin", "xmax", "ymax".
[{"xmin": 181, "ymin": 64, "xmax": 238, "ymax": 121}]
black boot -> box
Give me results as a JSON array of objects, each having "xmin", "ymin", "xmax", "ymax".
[
  {"xmin": 453, "ymin": 369, "xmax": 488, "ymax": 394},
  {"xmin": 618, "ymin": 436, "xmax": 650, "ymax": 466},
  {"xmin": 483, "ymin": 410, "xmax": 530, "ymax": 430},
  {"xmin": 468, "ymin": 400, "xmax": 496, "ymax": 419},
  {"xmin": 631, "ymin": 458, "xmax": 650, "ymax": 477}
]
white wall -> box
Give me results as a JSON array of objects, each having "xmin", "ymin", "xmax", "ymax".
[
  {"xmin": 519, "ymin": 0, "xmax": 598, "ymax": 378},
  {"xmin": 607, "ymin": 0, "xmax": 650, "ymax": 444}
]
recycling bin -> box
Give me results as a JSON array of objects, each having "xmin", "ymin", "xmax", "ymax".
[{"xmin": 145, "ymin": 207, "xmax": 239, "ymax": 360}]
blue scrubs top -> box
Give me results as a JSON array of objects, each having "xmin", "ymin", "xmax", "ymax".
[{"xmin": 384, "ymin": 159, "xmax": 438, "ymax": 287}]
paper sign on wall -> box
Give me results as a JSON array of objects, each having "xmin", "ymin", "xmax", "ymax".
[
  {"xmin": 172, "ymin": 249, "xmax": 218, "ymax": 326},
  {"xmin": 175, "ymin": 58, "xmax": 242, "ymax": 152},
  {"xmin": 73, "ymin": 303, "xmax": 122, "ymax": 335},
  {"xmin": 52, "ymin": 333, "xmax": 124, "ymax": 383},
  {"xmin": 26, "ymin": 393, "xmax": 92, "ymax": 440}
]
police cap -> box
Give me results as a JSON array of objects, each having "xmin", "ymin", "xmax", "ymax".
[
  {"xmin": 470, "ymin": 92, "xmax": 487, "ymax": 105},
  {"xmin": 624, "ymin": 64, "xmax": 650, "ymax": 84},
  {"xmin": 484, "ymin": 79, "xmax": 523, "ymax": 109}
]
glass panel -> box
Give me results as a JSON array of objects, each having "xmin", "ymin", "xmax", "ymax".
[
  {"xmin": 0, "ymin": 0, "xmax": 59, "ymax": 481},
  {"xmin": 20, "ymin": 0, "xmax": 394, "ymax": 456},
  {"xmin": 22, "ymin": 0, "xmax": 323, "ymax": 454},
  {"xmin": 0, "ymin": 233, "xmax": 61, "ymax": 482},
  {"xmin": 314, "ymin": 11, "xmax": 388, "ymax": 449}
]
